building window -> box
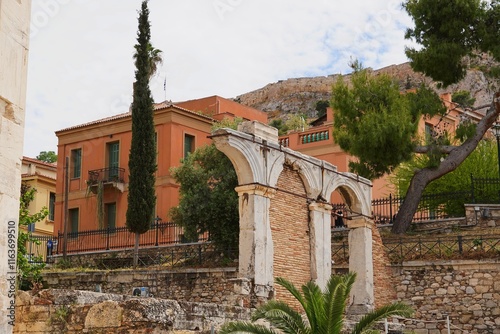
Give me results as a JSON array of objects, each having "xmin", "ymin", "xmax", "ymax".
[
  {"xmin": 71, "ymin": 148, "xmax": 82, "ymax": 178},
  {"xmin": 106, "ymin": 141, "xmax": 119, "ymax": 180},
  {"xmin": 184, "ymin": 134, "xmax": 195, "ymax": 159},
  {"xmin": 425, "ymin": 123, "xmax": 434, "ymax": 142},
  {"xmin": 68, "ymin": 208, "xmax": 79, "ymax": 238},
  {"xmin": 105, "ymin": 203, "xmax": 116, "ymax": 230},
  {"xmin": 49, "ymin": 192, "xmax": 55, "ymax": 221}
]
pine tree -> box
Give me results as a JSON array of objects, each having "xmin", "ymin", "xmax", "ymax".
[{"xmin": 126, "ymin": 0, "xmax": 157, "ymax": 266}]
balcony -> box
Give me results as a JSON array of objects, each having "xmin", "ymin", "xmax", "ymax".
[
  {"xmin": 299, "ymin": 130, "xmax": 329, "ymax": 144},
  {"xmin": 279, "ymin": 128, "xmax": 331, "ymax": 149},
  {"xmin": 87, "ymin": 167, "xmax": 125, "ymax": 193}
]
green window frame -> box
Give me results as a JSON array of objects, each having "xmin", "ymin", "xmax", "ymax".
[
  {"xmin": 49, "ymin": 192, "xmax": 56, "ymax": 221},
  {"xmin": 68, "ymin": 208, "xmax": 79, "ymax": 238},
  {"xmin": 107, "ymin": 142, "xmax": 119, "ymax": 180},
  {"xmin": 71, "ymin": 148, "xmax": 82, "ymax": 178},
  {"xmin": 105, "ymin": 202, "xmax": 116, "ymax": 230},
  {"xmin": 184, "ymin": 134, "xmax": 195, "ymax": 159}
]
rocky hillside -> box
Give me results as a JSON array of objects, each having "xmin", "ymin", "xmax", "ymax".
[{"xmin": 234, "ymin": 61, "xmax": 498, "ymax": 120}]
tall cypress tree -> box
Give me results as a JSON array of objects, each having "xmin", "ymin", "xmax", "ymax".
[{"xmin": 127, "ymin": 0, "xmax": 157, "ymax": 265}]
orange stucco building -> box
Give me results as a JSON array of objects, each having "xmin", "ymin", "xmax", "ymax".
[
  {"xmin": 53, "ymin": 92, "xmax": 477, "ymax": 244},
  {"xmin": 53, "ymin": 96, "xmax": 267, "ymax": 239},
  {"xmin": 279, "ymin": 93, "xmax": 480, "ymax": 199}
]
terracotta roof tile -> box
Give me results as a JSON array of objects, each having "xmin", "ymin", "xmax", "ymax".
[{"xmin": 55, "ymin": 101, "xmax": 214, "ymax": 134}]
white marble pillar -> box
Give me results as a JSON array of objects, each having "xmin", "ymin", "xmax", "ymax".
[
  {"xmin": 0, "ymin": 0, "xmax": 31, "ymax": 331},
  {"xmin": 308, "ymin": 202, "xmax": 333, "ymax": 290},
  {"xmin": 235, "ymin": 184, "xmax": 275, "ymax": 298},
  {"xmin": 347, "ymin": 218, "xmax": 375, "ymax": 314}
]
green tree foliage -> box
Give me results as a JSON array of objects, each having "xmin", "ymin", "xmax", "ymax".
[
  {"xmin": 315, "ymin": 100, "xmax": 330, "ymax": 118},
  {"xmin": 392, "ymin": 139, "xmax": 498, "ymax": 216},
  {"xmin": 452, "ymin": 90, "xmax": 476, "ymax": 109},
  {"xmin": 18, "ymin": 183, "xmax": 47, "ymax": 290},
  {"xmin": 331, "ymin": 64, "xmax": 446, "ymax": 180},
  {"xmin": 133, "ymin": 42, "xmax": 163, "ymax": 79},
  {"xmin": 286, "ymin": 113, "xmax": 309, "ymax": 132},
  {"xmin": 169, "ymin": 144, "xmax": 239, "ymax": 254},
  {"xmin": 126, "ymin": 0, "xmax": 158, "ymax": 265},
  {"xmin": 269, "ymin": 119, "xmax": 289, "ymax": 136},
  {"xmin": 220, "ymin": 272, "xmax": 413, "ymax": 334},
  {"xmin": 404, "ymin": 0, "xmax": 499, "ymax": 87},
  {"xmin": 386, "ymin": 0, "xmax": 500, "ymax": 234},
  {"xmin": 36, "ymin": 151, "xmax": 57, "ymax": 163}
]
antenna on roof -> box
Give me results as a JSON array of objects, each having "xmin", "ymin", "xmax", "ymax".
[{"xmin": 163, "ymin": 77, "xmax": 167, "ymax": 102}]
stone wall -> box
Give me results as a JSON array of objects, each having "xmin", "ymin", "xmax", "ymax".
[
  {"xmin": 372, "ymin": 226, "xmax": 397, "ymax": 308},
  {"xmin": 14, "ymin": 289, "xmax": 251, "ymax": 333},
  {"xmin": 392, "ymin": 260, "xmax": 500, "ymax": 334},
  {"xmin": 465, "ymin": 204, "xmax": 500, "ymax": 228},
  {"xmin": 269, "ymin": 165, "xmax": 311, "ymax": 306},
  {"xmin": 42, "ymin": 268, "xmax": 242, "ymax": 306}
]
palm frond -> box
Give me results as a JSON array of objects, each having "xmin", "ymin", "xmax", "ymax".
[
  {"xmin": 325, "ymin": 273, "xmax": 356, "ymax": 334},
  {"xmin": 351, "ymin": 302, "xmax": 414, "ymax": 334},
  {"xmin": 219, "ymin": 321, "xmax": 279, "ymax": 334},
  {"xmin": 301, "ymin": 280, "xmax": 326, "ymax": 333},
  {"xmin": 275, "ymin": 277, "xmax": 306, "ymax": 309},
  {"xmin": 252, "ymin": 300, "xmax": 310, "ymax": 334}
]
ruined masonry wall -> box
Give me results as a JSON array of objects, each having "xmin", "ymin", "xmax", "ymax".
[
  {"xmin": 14, "ymin": 289, "xmax": 250, "ymax": 334},
  {"xmin": 42, "ymin": 268, "xmax": 241, "ymax": 305},
  {"xmin": 371, "ymin": 226, "xmax": 397, "ymax": 308}
]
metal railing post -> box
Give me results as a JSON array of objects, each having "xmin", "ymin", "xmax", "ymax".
[
  {"xmin": 106, "ymin": 227, "xmax": 110, "ymax": 250},
  {"xmin": 155, "ymin": 222, "xmax": 159, "ymax": 246},
  {"xmin": 471, "ymin": 173, "xmax": 476, "ymax": 203},
  {"xmin": 389, "ymin": 193, "xmax": 393, "ymax": 223},
  {"xmin": 458, "ymin": 235, "xmax": 463, "ymax": 254}
]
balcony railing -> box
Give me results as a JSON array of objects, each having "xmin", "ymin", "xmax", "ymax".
[
  {"xmin": 88, "ymin": 167, "xmax": 125, "ymax": 184},
  {"xmin": 299, "ymin": 130, "xmax": 329, "ymax": 144},
  {"xmin": 278, "ymin": 129, "xmax": 330, "ymax": 148}
]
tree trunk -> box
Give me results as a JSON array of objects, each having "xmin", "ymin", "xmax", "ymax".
[
  {"xmin": 133, "ymin": 232, "xmax": 140, "ymax": 267},
  {"xmin": 392, "ymin": 92, "xmax": 500, "ymax": 234}
]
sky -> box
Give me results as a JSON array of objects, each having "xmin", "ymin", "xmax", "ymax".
[{"xmin": 23, "ymin": 0, "xmax": 416, "ymax": 158}]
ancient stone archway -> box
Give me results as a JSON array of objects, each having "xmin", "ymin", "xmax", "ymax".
[{"xmin": 212, "ymin": 121, "xmax": 374, "ymax": 311}]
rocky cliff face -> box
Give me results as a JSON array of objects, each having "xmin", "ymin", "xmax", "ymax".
[{"xmin": 235, "ymin": 61, "xmax": 498, "ymax": 119}]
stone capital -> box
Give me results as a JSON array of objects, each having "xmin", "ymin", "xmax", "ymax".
[
  {"xmin": 346, "ymin": 217, "xmax": 375, "ymax": 229},
  {"xmin": 308, "ymin": 201, "xmax": 333, "ymax": 213},
  {"xmin": 235, "ymin": 184, "xmax": 277, "ymax": 198}
]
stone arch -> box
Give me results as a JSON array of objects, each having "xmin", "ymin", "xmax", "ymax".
[
  {"xmin": 212, "ymin": 129, "xmax": 284, "ymax": 186},
  {"xmin": 211, "ymin": 121, "xmax": 373, "ymax": 310},
  {"xmin": 326, "ymin": 172, "xmax": 372, "ymax": 218}
]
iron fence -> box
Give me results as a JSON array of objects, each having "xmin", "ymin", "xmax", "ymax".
[
  {"xmin": 471, "ymin": 175, "xmax": 500, "ymax": 204},
  {"xmin": 92, "ymin": 243, "xmax": 238, "ymax": 270},
  {"xmin": 53, "ymin": 221, "xmax": 207, "ymax": 255},
  {"xmin": 332, "ymin": 235, "xmax": 500, "ymax": 264},
  {"xmin": 88, "ymin": 167, "xmax": 125, "ymax": 184},
  {"xmin": 336, "ymin": 175, "xmax": 500, "ymax": 225},
  {"xmin": 25, "ymin": 235, "xmax": 54, "ymax": 264}
]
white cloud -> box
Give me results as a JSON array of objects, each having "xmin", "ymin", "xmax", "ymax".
[{"xmin": 23, "ymin": 0, "xmax": 414, "ymax": 157}]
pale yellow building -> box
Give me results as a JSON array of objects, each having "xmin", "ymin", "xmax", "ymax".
[{"xmin": 21, "ymin": 157, "xmax": 56, "ymax": 237}]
